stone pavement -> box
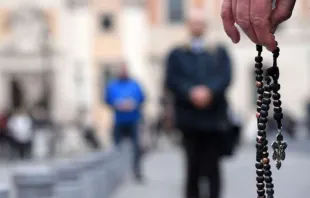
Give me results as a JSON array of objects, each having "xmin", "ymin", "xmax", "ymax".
[{"xmin": 113, "ymin": 137, "xmax": 310, "ymax": 198}]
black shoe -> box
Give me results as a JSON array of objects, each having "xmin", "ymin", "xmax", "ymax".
[{"xmin": 134, "ymin": 173, "xmax": 145, "ymax": 183}]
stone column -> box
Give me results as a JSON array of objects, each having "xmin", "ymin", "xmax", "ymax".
[{"xmin": 120, "ymin": 0, "xmax": 156, "ymax": 119}]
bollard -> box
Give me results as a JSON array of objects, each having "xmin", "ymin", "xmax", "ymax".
[
  {"xmin": 0, "ymin": 184, "xmax": 9, "ymax": 198},
  {"xmin": 77, "ymin": 151, "xmax": 109, "ymax": 198},
  {"xmin": 105, "ymin": 142, "xmax": 132, "ymax": 196},
  {"xmin": 13, "ymin": 165, "xmax": 56, "ymax": 198},
  {"xmin": 54, "ymin": 160, "xmax": 83, "ymax": 198},
  {"xmin": 92, "ymin": 149, "xmax": 117, "ymax": 198}
]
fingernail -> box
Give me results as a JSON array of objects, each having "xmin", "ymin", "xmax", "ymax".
[{"xmin": 231, "ymin": 38, "xmax": 238, "ymax": 44}]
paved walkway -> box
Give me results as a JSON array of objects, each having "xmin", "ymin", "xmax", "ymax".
[{"xmin": 113, "ymin": 137, "xmax": 310, "ymax": 198}]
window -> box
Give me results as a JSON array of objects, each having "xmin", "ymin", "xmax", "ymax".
[
  {"xmin": 168, "ymin": 0, "xmax": 184, "ymax": 23},
  {"xmin": 100, "ymin": 14, "xmax": 114, "ymax": 32}
]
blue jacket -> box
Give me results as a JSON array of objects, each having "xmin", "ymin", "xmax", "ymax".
[{"xmin": 105, "ymin": 78, "xmax": 145, "ymax": 124}]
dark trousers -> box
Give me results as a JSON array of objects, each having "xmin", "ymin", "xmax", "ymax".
[
  {"xmin": 182, "ymin": 130, "xmax": 222, "ymax": 198},
  {"xmin": 11, "ymin": 139, "xmax": 32, "ymax": 160},
  {"xmin": 83, "ymin": 127, "xmax": 101, "ymax": 150},
  {"xmin": 113, "ymin": 122, "xmax": 141, "ymax": 177}
]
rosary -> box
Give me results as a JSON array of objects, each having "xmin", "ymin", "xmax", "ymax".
[{"xmin": 255, "ymin": 43, "xmax": 287, "ymax": 198}]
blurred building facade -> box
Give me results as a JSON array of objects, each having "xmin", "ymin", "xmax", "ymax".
[
  {"xmin": 0, "ymin": 0, "xmax": 93, "ymax": 129},
  {"xmin": 0, "ymin": 0, "xmax": 309, "ymax": 143}
]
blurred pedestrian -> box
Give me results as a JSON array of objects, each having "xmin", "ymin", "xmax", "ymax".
[
  {"xmin": 0, "ymin": 109, "xmax": 10, "ymax": 157},
  {"xmin": 7, "ymin": 108, "xmax": 33, "ymax": 160},
  {"xmin": 105, "ymin": 62, "xmax": 145, "ymax": 182},
  {"xmin": 77, "ymin": 108, "xmax": 102, "ymax": 150},
  {"xmin": 165, "ymin": 8, "xmax": 233, "ymax": 198}
]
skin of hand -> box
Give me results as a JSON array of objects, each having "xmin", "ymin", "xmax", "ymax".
[
  {"xmin": 221, "ymin": 0, "xmax": 296, "ymax": 51},
  {"xmin": 189, "ymin": 86, "xmax": 213, "ymax": 109},
  {"xmin": 116, "ymin": 99, "xmax": 136, "ymax": 112}
]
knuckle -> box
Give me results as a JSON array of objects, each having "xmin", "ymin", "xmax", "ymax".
[
  {"xmin": 236, "ymin": 17, "xmax": 250, "ymax": 30},
  {"xmin": 250, "ymin": 16, "xmax": 268, "ymax": 28},
  {"xmin": 221, "ymin": 9, "xmax": 230, "ymax": 21},
  {"xmin": 276, "ymin": 10, "xmax": 293, "ymax": 22}
]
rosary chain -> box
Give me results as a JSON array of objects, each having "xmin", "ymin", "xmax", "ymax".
[
  {"xmin": 255, "ymin": 43, "xmax": 287, "ymax": 198},
  {"xmin": 269, "ymin": 45, "xmax": 287, "ymax": 170},
  {"xmin": 255, "ymin": 45, "xmax": 274, "ymax": 198}
]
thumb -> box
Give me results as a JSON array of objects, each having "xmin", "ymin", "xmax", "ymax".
[{"xmin": 271, "ymin": 0, "xmax": 296, "ymax": 33}]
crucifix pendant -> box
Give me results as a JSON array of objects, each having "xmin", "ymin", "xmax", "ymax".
[{"xmin": 271, "ymin": 131, "xmax": 287, "ymax": 170}]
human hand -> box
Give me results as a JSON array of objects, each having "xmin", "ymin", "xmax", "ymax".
[
  {"xmin": 116, "ymin": 99, "xmax": 136, "ymax": 112},
  {"xmin": 189, "ymin": 86, "xmax": 213, "ymax": 109},
  {"xmin": 221, "ymin": 0, "xmax": 296, "ymax": 51}
]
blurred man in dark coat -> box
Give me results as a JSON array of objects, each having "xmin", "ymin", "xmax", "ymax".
[{"xmin": 165, "ymin": 8, "xmax": 232, "ymax": 198}]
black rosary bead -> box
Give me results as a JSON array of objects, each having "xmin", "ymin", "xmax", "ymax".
[
  {"xmin": 257, "ymin": 107, "xmax": 262, "ymax": 112},
  {"xmin": 273, "ymin": 100, "xmax": 281, "ymax": 106},
  {"xmin": 272, "ymin": 93, "xmax": 281, "ymax": 100},
  {"xmin": 274, "ymin": 107, "xmax": 282, "ymax": 113},
  {"xmin": 263, "ymin": 164, "xmax": 271, "ymax": 170},
  {"xmin": 257, "ymin": 183, "xmax": 265, "ymax": 190},
  {"xmin": 255, "ymin": 63, "xmax": 263, "ymax": 69},
  {"xmin": 271, "ymin": 83, "xmax": 280, "ymax": 92},
  {"xmin": 256, "ymin": 176, "xmax": 265, "ymax": 183},
  {"xmin": 267, "ymin": 188, "xmax": 274, "ymax": 195},
  {"xmin": 256, "ymin": 143, "xmax": 264, "ymax": 149},
  {"xmin": 255, "ymin": 56, "xmax": 263, "ymax": 63},
  {"xmin": 264, "ymin": 170, "xmax": 272, "ymax": 177},
  {"xmin": 258, "ymin": 123, "xmax": 266, "ymax": 130},
  {"xmin": 257, "ymin": 189, "xmax": 266, "ymax": 196},
  {"xmin": 261, "ymin": 104, "xmax": 269, "ymax": 111},
  {"xmin": 263, "ymin": 91, "xmax": 271, "ymax": 98},
  {"xmin": 262, "ymin": 98, "xmax": 271, "ymax": 105},
  {"xmin": 258, "ymin": 88, "xmax": 264, "ymax": 94},
  {"xmin": 256, "ymin": 162, "xmax": 264, "ymax": 169},
  {"xmin": 259, "ymin": 117, "xmax": 268, "ymax": 124},
  {"xmin": 257, "ymin": 100, "xmax": 262, "ymax": 106},
  {"xmin": 260, "ymin": 110, "xmax": 268, "ymax": 118},
  {"xmin": 256, "ymin": 169, "xmax": 264, "ymax": 176},
  {"xmin": 258, "ymin": 130, "xmax": 266, "ymax": 136},
  {"xmin": 273, "ymin": 113, "xmax": 283, "ymax": 120},
  {"xmin": 262, "ymin": 152, "xmax": 269, "ymax": 158},
  {"xmin": 265, "ymin": 76, "xmax": 272, "ymax": 84},
  {"xmin": 256, "ymin": 69, "xmax": 264, "ymax": 75},
  {"xmin": 256, "ymin": 75, "xmax": 264, "ymax": 81},
  {"xmin": 264, "ymin": 85, "xmax": 271, "ymax": 92},
  {"xmin": 265, "ymin": 177, "xmax": 273, "ymax": 183},
  {"xmin": 266, "ymin": 183, "xmax": 274, "ymax": 188}
]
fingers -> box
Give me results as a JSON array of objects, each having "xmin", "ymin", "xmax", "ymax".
[
  {"xmin": 221, "ymin": 0, "xmax": 240, "ymax": 43},
  {"xmin": 271, "ymin": 0, "xmax": 296, "ymax": 33},
  {"xmin": 236, "ymin": 0, "xmax": 259, "ymax": 44},
  {"xmin": 251, "ymin": 0, "xmax": 277, "ymax": 51}
]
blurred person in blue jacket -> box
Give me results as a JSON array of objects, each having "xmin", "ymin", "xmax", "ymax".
[
  {"xmin": 105, "ymin": 63, "xmax": 145, "ymax": 182},
  {"xmin": 165, "ymin": 8, "xmax": 233, "ymax": 198}
]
